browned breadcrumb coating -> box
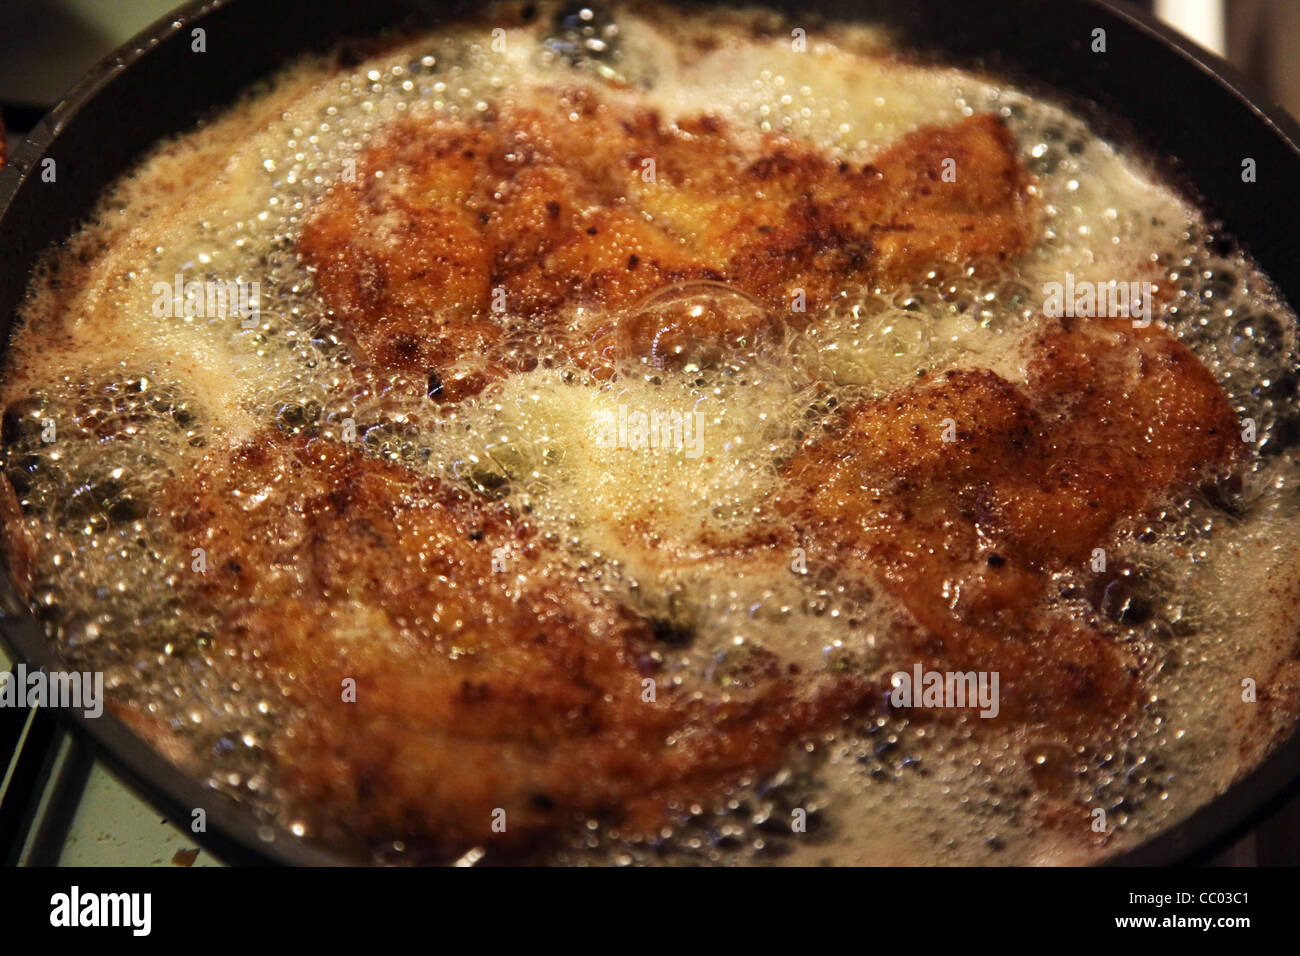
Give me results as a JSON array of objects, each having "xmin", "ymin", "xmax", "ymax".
[{"xmin": 298, "ymin": 89, "xmax": 1035, "ymax": 397}]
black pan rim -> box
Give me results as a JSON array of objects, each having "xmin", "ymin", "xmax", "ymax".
[{"xmin": 1, "ymin": 0, "xmax": 1298, "ymax": 867}]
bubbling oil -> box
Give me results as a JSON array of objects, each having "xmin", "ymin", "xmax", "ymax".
[{"xmin": 4, "ymin": 1, "xmax": 1300, "ymax": 865}]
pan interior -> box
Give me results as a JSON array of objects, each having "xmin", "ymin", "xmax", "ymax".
[{"xmin": 3, "ymin": 0, "xmax": 1300, "ymax": 865}]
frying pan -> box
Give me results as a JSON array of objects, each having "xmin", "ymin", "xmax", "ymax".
[{"xmin": 1, "ymin": 0, "xmax": 1298, "ymax": 866}]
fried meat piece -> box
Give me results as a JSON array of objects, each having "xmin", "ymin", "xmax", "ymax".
[
  {"xmin": 298, "ymin": 88, "xmax": 1034, "ymax": 394},
  {"xmin": 777, "ymin": 317, "xmax": 1243, "ymax": 727},
  {"xmin": 165, "ymin": 433, "xmax": 870, "ymax": 858}
]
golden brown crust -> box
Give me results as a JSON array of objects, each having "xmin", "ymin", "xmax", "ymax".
[
  {"xmin": 164, "ymin": 433, "xmax": 872, "ymax": 858},
  {"xmin": 298, "ymin": 89, "xmax": 1035, "ymax": 395},
  {"xmin": 777, "ymin": 317, "xmax": 1244, "ymax": 728}
]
